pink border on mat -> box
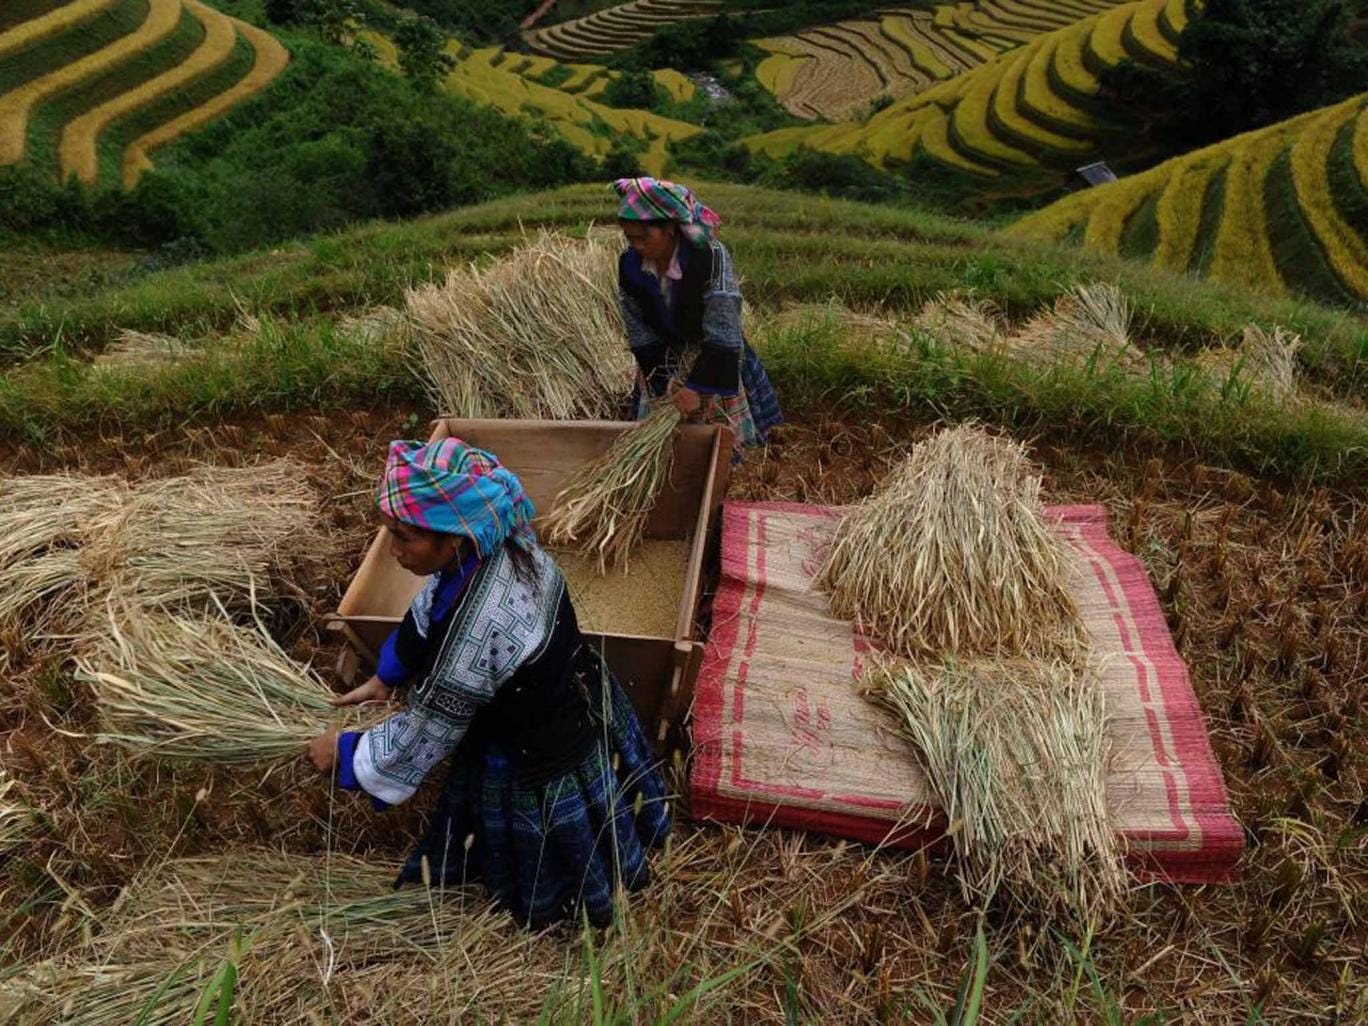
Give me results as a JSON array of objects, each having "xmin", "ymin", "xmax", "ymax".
[{"xmin": 690, "ymin": 501, "xmax": 1243, "ymax": 884}]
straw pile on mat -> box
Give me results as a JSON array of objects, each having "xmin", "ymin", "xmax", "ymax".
[
  {"xmin": 0, "ymin": 461, "xmax": 319, "ymax": 640},
  {"xmin": 866, "ymin": 658, "xmax": 1124, "ymax": 915},
  {"xmin": 821, "ymin": 425, "xmax": 1124, "ymax": 915},
  {"xmin": 74, "ymin": 607, "xmax": 358, "ymax": 765},
  {"xmin": 542, "ymin": 404, "xmax": 682, "ymax": 573},
  {"xmin": 1008, "ymin": 283, "xmax": 1147, "ymax": 370},
  {"xmin": 1, "ymin": 853, "xmax": 549, "ymax": 1026},
  {"xmin": 816, "ymin": 424, "xmax": 1080, "ymax": 659},
  {"xmin": 407, "ymin": 230, "xmax": 634, "ymax": 420}
]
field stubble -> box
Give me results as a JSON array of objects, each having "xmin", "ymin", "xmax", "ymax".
[{"xmin": 0, "ymin": 386, "xmax": 1364, "ymax": 1021}]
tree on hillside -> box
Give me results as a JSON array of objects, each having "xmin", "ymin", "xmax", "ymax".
[
  {"xmin": 1100, "ymin": 0, "xmax": 1368, "ymax": 151},
  {"xmin": 395, "ymin": 16, "xmax": 455, "ymax": 92},
  {"xmin": 265, "ymin": 0, "xmax": 359, "ymax": 44}
]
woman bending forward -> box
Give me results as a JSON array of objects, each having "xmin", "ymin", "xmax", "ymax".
[
  {"xmin": 309, "ymin": 438, "xmax": 670, "ymax": 929},
  {"xmin": 614, "ymin": 176, "xmax": 782, "ymax": 454}
]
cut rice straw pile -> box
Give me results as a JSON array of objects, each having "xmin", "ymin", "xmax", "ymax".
[
  {"xmin": 407, "ymin": 229, "xmax": 634, "ymax": 419},
  {"xmin": 0, "ymin": 475, "xmax": 124, "ymax": 635},
  {"xmin": 1007, "ymin": 282, "xmax": 1148, "ymax": 371},
  {"xmin": 0, "ymin": 461, "xmax": 319, "ymax": 640},
  {"xmin": 866, "ymin": 657, "xmax": 1125, "ymax": 917},
  {"xmin": 816, "ymin": 424, "xmax": 1080, "ymax": 659},
  {"xmin": 911, "ymin": 290, "xmax": 1003, "ymax": 353},
  {"xmin": 74, "ymin": 606, "xmax": 360, "ymax": 765},
  {"xmin": 542, "ymin": 403, "xmax": 682, "ymax": 573},
  {"xmin": 1, "ymin": 852, "xmax": 551, "ymax": 1025},
  {"xmin": 1196, "ymin": 322, "xmax": 1303, "ymax": 401},
  {"xmin": 87, "ymin": 461, "xmax": 319, "ymax": 612}
]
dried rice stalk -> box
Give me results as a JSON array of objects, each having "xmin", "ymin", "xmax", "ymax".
[
  {"xmin": 1197, "ymin": 323, "xmax": 1303, "ymax": 401},
  {"xmin": 1008, "ymin": 283, "xmax": 1147, "ymax": 370},
  {"xmin": 75, "ymin": 607, "xmax": 355, "ymax": 765},
  {"xmin": 867, "ymin": 657, "xmax": 1124, "ymax": 916},
  {"xmin": 0, "ymin": 772, "xmax": 35, "ymax": 853},
  {"xmin": 3, "ymin": 852, "xmax": 548, "ymax": 1025},
  {"xmin": 93, "ymin": 330, "xmax": 193, "ymax": 368},
  {"xmin": 542, "ymin": 404, "xmax": 682, "ymax": 573},
  {"xmin": 87, "ymin": 461, "xmax": 318, "ymax": 612},
  {"xmin": 0, "ymin": 475, "xmax": 124, "ymax": 634},
  {"xmin": 337, "ymin": 305, "xmax": 408, "ymax": 348},
  {"xmin": 407, "ymin": 230, "xmax": 633, "ymax": 420},
  {"xmin": 912, "ymin": 290, "xmax": 1003, "ymax": 352},
  {"xmin": 816, "ymin": 424, "xmax": 1080, "ymax": 659},
  {"xmin": 766, "ymin": 301, "xmax": 899, "ymax": 342}
]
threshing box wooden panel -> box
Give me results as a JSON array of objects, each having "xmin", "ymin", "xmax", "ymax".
[{"xmin": 331, "ymin": 418, "xmax": 732, "ymax": 745}]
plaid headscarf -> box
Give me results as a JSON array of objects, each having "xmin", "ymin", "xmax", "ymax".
[
  {"xmin": 377, "ymin": 438, "xmax": 536, "ymax": 556},
  {"xmin": 613, "ymin": 177, "xmax": 720, "ymax": 247}
]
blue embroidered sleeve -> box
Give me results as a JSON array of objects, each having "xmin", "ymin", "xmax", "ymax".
[
  {"xmin": 337, "ymin": 730, "xmax": 391, "ymax": 811},
  {"xmin": 375, "ymin": 629, "xmax": 408, "ymax": 688}
]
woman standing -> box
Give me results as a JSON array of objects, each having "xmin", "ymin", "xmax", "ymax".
[
  {"xmin": 308, "ymin": 437, "xmax": 670, "ymax": 929},
  {"xmin": 614, "ymin": 177, "xmax": 782, "ymax": 453}
]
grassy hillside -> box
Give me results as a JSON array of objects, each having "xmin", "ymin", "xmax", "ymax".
[
  {"xmin": 745, "ymin": 0, "xmax": 1188, "ymax": 185},
  {"xmin": 753, "ymin": 0, "xmax": 1129, "ymax": 121},
  {"xmin": 1008, "ymin": 93, "xmax": 1368, "ymax": 307},
  {"xmin": 0, "ymin": 0, "xmax": 288, "ymax": 185}
]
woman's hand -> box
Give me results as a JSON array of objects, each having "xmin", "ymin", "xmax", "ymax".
[
  {"xmin": 329, "ymin": 674, "xmax": 393, "ymax": 708},
  {"xmin": 671, "ymin": 386, "xmax": 702, "ymax": 416},
  {"xmin": 308, "ymin": 726, "xmax": 341, "ymax": 773}
]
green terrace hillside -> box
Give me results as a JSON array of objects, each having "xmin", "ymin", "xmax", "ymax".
[
  {"xmin": 1009, "ymin": 93, "xmax": 1368, "ymax": 307},
  {"xmin": 3, "ymin": 182, "xmax": 1367, "ymax": 487},
  {"xmin": 0, "ymin": 0, "xmax": 287, "ymax": 189},
  {"xmin": 744, "ymin": 0, "xmax": 1190, "ymax": 188}
]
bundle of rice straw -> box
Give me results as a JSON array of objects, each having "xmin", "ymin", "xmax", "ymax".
[
  {"xmin": 92, "ymin": 329, "xmax": 194, "ymax": 369},
  {"xmin": 74, "ymin": 606, "xmax": 358, "ymax": 765},
  {"xmin": 1196, "ymin": 323, "xmax": 1303, "ymax": 401},
  {"xmin": 911, "ymin": 290, "xmax": 1003, "ymax": 353},
  {"xmin": 815, "ymin": 424, "xmax": 1080, "ymax": 659},
  {"xmin": 765, "ymin": 300, "xmax": 900, "ymax": 344},
  {"xmin": 87, "ymin": 461, "xmax": 319, "ymax": 612},
  {"xmin": 406, "ymin": 230, "xmax": 634, "ymax": 420},
  {"xmin": 867, "ymin": 657, "xmax": 1124, "ymax": 915},
  {"xmin": 0, "ymin": 475, "xmax": 125, "ymax": 634},
  {"xmin": 542, "ymin": 404, "xmax": 682, "ymax": 573},
  {"xmin": 1007, "ymin": 283, "xmax": 1147, "ymax": 371},
  {"xmin": 2, "ymin": 852, "xmax": 548, "ymax": 1026}
]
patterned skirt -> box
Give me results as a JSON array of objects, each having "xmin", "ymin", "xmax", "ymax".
[
  {"xmin": 395, "ymin": 665, "xmax": 671, "ymax": 930},
  {"xmin": 633, "ymin": 343, "xmax": 783, "ymax": 452}
]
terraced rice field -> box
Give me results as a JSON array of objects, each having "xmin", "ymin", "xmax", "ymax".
[
  {"xmin": 1007, "ymin": 94, "xmax": 1368, "ymax": 306},
  {"xmin": 755, "ymin": 0, "xmax": 1129, "ymax": 121},
  {"xmin": 444, "ymin": 45, "xmax": 700, "ymax": 177},
  {"xmin": 358, "ymin": 30, "xmax": 696, "ymax": 177},
  {"xmin": 746, "ymin": 0, "xmax": 1183, "ymax": 184},
  {"xmin": 0, "ymin": 0, "xmax": 287, "ymax": 188},
  {"xmin": 524, "ymin": 0, "xmax": 721, "ymax": 61}
]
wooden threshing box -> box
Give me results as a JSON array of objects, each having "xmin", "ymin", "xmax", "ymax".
[{"xmin": 331, "ymin": 418, "xmax": 733, "ymax": 746}]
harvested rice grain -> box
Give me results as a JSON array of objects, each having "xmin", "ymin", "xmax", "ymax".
[{"xmin": 554, "ymin": 540, "xmax": 690, "ymax": 638}]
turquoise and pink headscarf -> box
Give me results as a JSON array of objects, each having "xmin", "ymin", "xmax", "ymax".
[
  {"xmin": 377, "ymin": 438, "xmax": 536, "ymax": 556},
  {"xmin": 613, "ymin": 177, "xmax": 720, "ymax": 247}
]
